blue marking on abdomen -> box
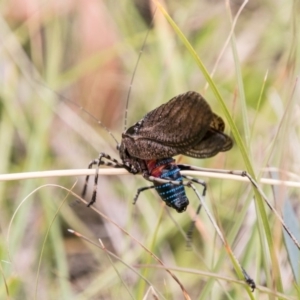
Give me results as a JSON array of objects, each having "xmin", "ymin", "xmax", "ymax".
[
  {"xmin": 150, "ymin": 159, "xmax": 189, "ymax": 211},
  {"xmin": 160, "ymin": 168, "xmax": 180, "ymax": 179},
  {"xmin": 155, "ymin": 180, "xmax": 186, "ymax": 204}
]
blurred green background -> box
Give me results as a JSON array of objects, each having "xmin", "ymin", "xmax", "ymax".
[{"xmin": 0, "ymin": 0, "xmax": 300, "ymax": 299}]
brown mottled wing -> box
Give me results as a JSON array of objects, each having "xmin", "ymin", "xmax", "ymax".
[
  {"xmin": 135, "ymin": 91, "xmax": 212, "ymax": 147},
  {"xmin": 122, "ymin": 91, "xmax": 214, "ymax": 159},
  {"xmin": 182, "ymin": 113, "xmax": 233, "ymax": 158}
]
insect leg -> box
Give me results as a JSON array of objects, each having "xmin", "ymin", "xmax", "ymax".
[
  {"xmin": 142, "ymin": 173, "xmax": 256, "ymax": 290},
  {"xmin": 181, "ymin": 174, "xmax": 207, "ymax": 212},
  {"xmin": 133, "ymin": 185, "xmax": 156, "ymax": 205},
  {"xmin": 144, "ymin": 175, "xmax": 185, "ymax": 186},
  {"xmin": 182, "ymin": 175, "xmax": 207, "ymax": 195},
  {"xmin": 81, "ymin": 152, "xmax": 124, "ymax": 207},
  {"xmin": 181, "ymin": 175, "xmax": 206, "ymax": 241},
  {"xmin": 189, "ymin": 183, "xmax": 256, "ymax": 291},
  {"xmin": 143, "ymin": 174, "xmax": 192, "ymax": 213},
  {"xmin": 178, "ymin": 164, "xmax": 300, "ymax": 250}
]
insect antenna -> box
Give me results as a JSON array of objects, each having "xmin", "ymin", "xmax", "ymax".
[
  {"xmin": 35, "ymin": 80, "xmax": 124, "ymax": 206},
  {"xmin": 123, "ymin": 8, "xmax": 156, "ymax": 131},
  {"xmin": 37, "ymin": 81, "xmax": 120, "ymax": 146}
]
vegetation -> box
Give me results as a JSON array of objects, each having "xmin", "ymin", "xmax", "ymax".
[{"xmin": 0, "ymin": 0, "xmax": 300, "ymax": 299}]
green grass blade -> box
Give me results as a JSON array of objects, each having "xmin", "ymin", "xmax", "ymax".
[{"xmin": 154, "ymin": 0, "xmax": 283, "ymax": 293}]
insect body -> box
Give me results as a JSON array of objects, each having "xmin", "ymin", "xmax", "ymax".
[
  {"xmin": 83, "ymin": 91, "xmax": 233, "ymax": 211},
  {"xmin": 80, "ymin": 90, "xmax": 258, "ymax": 291},
  {"xmin": 137, "ymin": 158, "xmax": 189, "ymax": 212}
]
